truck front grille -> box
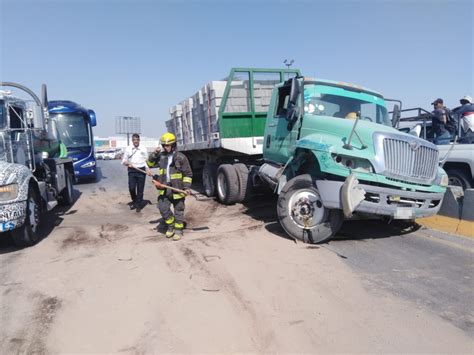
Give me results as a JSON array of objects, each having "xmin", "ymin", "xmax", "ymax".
[{"xmin": 382, "ymin": 137, "xmax": 438, "ymax": 184}]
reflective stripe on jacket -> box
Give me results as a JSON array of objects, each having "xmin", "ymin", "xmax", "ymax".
[{"xmin": 147, "ymin": 151, "xmax": 193, "ymax": 198}]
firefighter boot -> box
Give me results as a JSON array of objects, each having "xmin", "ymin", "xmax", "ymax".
[
  {"xmin": 165, "ymin": 225, "xmax": 175, "ymax": 238},
  {"xmin": 172, "ymin": 229, "xmax": 183, "ymax": 241}
]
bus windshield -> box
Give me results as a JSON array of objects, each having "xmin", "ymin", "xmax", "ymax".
[
  {"xmin": 51, "ymin": 112, "xmax": 91, "ymax": 149},
  {"xmin": 303, "ymin": 84, "xmax": 391, "ymax": 126}
]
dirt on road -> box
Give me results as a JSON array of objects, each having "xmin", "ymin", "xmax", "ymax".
[{"xmin": 0, "ymin": 169, "xmax": 472, "ymax": 353}]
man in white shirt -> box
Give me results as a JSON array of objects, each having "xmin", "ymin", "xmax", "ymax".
[{"xmin": 122, "ymin": 133, "xmax": 150, "ymax": 211}]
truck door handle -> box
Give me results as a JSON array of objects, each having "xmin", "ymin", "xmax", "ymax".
[{"xmin": 266, "ymin": 135, "xmax": 271, "ymax": 148}]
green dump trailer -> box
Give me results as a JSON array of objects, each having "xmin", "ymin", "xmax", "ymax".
[{"xmin": 166, "ymin": 67, "xmax": 300, "ymax": 196}]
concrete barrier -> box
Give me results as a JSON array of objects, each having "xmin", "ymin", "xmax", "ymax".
[
  {"xmin": 417, "ymin": 186, "xmax": 474, "ymax": 239},
  {"xmin": 461, "ymin": 189, "xmax": 474, "ymax": 222},
  {"xmin": 437, "ymin": 186, "xmax": 463, "ymax": 219}
]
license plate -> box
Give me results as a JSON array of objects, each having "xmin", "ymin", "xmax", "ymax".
[{"xmin": 395, "ymin": 207, "xmax": 414, "ymax": 219}]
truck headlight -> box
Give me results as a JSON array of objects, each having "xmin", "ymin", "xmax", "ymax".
[
  {"xmin": 0, "ymin": 183, "xmax": 19, "ymax": 201},
  {"xmin": 81, "ymin": 161, "xmax": 96, "ymax": 168},
  {"xmin": 332, "ymin": 154, "xmax": 374, "ymax": 173},
  {"xmin": 440, "ymin": 174, "xmax": 449, "ymax": 187}
]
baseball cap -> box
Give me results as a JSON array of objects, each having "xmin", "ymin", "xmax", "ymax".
[
  {"xmin": 431, "ymin": 98, "xmax": 443, "ymax": 105},
  {"xmin": 460, "ymin": 95, "xmax": 472, "ymax": 103}
]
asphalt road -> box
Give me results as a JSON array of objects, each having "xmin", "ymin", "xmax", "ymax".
[
  {"xmin": 329, "ymin": 222, "xmax": 474, "ymax": 336},
  {"xmin": 0, "ymin": 159, "xmax": 472, "ymax": 352},
  {"xmin": 92, "ymin": 159, "xmax": 474, "ymax": 337}
]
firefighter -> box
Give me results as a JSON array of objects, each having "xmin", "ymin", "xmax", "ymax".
[{"xmin": 147, "ymin": 132, "xmax": 192, "ymax": 241}]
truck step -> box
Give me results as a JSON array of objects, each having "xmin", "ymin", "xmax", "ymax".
[{"xmin": 47, "ymin": 200, "xmax": 58, "ymax": 211}]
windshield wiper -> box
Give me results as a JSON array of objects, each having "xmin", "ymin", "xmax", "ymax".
[{"xmin": 343, "ymin": 112, "xmax": 368, "ymax": 150}]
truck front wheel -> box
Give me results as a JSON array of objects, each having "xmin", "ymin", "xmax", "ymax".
[
  {"xmin": 12, "ymin": 187, "xmax": 41, "ymax": 247},
  {"xmin": 277, "ymin": 174, "xmax": 343, "ymax": 243}
]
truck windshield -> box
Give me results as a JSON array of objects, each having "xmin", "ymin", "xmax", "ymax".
[
  {"xmin": 304, "ymin": 84, "xmax": 391, "ymax": 126},
  {"xmin": 51, "ymin": 112, "xmax": 91, "ymax": 149}
]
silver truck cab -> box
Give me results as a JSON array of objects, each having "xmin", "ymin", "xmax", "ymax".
[{"xmin": 0, "ymin": 83, "xmax": 75, "ymax": 247}]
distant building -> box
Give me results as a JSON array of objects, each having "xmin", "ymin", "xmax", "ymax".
[{"xmin": 94, "ymin": 136, "xmax": 159, "ymax": 152}]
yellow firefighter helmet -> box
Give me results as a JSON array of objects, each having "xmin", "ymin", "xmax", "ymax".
[{"xmin": 160, "ymin": 132, "xmax": 176, "ymax": 145}]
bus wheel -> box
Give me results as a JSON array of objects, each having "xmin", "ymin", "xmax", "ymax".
[{"xmin": 12, "ymin": 187, "xmax": 41, "ymax": 247}]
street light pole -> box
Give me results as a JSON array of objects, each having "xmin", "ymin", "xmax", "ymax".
[{"xmin": 283, "ymin": 59, "xmax": 295, "ymax": 79}]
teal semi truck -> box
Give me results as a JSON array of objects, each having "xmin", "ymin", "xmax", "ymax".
[{"xmin": 168, "ymin": 68, "xmax": 448, "ymax": 243}]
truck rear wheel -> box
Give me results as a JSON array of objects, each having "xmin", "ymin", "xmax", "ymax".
[
  {"xmin": 202, "ymin": 163, "xmax": 217, "ymax": 197},
  {"xmin": 12, "ymin": 187, "xmax": 41, "ymax": 247},
  {"xmin": 234, "ymin": 163, "xmax": 253, "ymax": 203},
  {"xmin": 216, "ymin": 164, "xmax": 239, "ymax": 205},
  {"xmin": 277, "ymin": 174, "xmax": 343, "ymax": 243},
  {"xmin": 60, "ymin": 170, "xmax": 74, "ymax": 206}
]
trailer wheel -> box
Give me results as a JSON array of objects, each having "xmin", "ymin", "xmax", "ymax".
[
  {"xmin": 277, "ymin": 174, "xmax": 343, "ymax": 243},
  {"xmin": 60, "ymin": 170, "xmax": 74, "ymax": 206},
  {"xmin": 216, "ymin": 164, "xmax": 239, "ymax": 205},
  {"xmin": 202, "ymin": 163, "xmax": 217, "ymax": 197},
  {"xmin": 234, "ymin": 163, "xmax": 253, "ymax": 203},
  {"xmin": 12, "ymin": 187, "xmax": 41, "ymax": 247}
]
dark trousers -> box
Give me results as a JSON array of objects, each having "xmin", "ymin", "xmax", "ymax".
[
  {"xmin": 158, "ymin": 190, "xmax": 185, "ymax": 229},
  {"xmin": 128, "ymin": 168, "xmax": 146, "ymax": 205}
]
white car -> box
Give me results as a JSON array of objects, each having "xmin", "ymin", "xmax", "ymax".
[
  {"xmin": 103, "ymin": 149, "xmax": 117, "ymax": 160},
  {"xmin": 95, "ymin": 150, "xmax": 105, "ymax": 160}
]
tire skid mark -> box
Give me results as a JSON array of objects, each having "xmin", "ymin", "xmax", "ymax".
[{"xmin": 177, "ymin": 244, "xmax": 276, "ymax": 351}]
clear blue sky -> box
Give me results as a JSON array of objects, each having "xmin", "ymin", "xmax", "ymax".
[{"xmin": 1, "ymin": 0, "xmax": 472, "ymax": 137}]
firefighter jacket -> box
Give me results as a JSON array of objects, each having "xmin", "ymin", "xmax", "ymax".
[{"xmin": 147, "ymin": 151, "xmax": 193, "ymax": 199}]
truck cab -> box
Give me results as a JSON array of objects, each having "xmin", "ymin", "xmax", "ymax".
[
  {"xmin": 261, "ymin": 77, "xmax": 448, "ymax": 243},
  {"xmin": 0, "ymin": 82, "xmax": 75, "ymax": 247}
]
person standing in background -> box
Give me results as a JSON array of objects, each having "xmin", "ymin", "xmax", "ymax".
[
  {"xmin": 456, "ymin": 96, "xmax": 474, "ymax": 138},
  {"xmin": 431, "ymin": 98, "xmax": 451, "ymax": 145},
  {"xmin": 122, "ymin": 133, "xmax": 150, "ymax": 212}
]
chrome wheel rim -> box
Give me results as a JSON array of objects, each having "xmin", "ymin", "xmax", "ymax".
[{"xmin": 288, "ymin": 189, "xmax": 327, "ymax": 229}]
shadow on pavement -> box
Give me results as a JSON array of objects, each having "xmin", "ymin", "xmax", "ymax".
[{"xmin": 0, "ymin": 189, "xmax": 83, "ymax": 253}]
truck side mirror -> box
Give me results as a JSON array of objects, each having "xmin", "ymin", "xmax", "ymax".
[
  {"xmin": 289, "ymin": 77, "xmax": 300, "ymax": 106},
  {"xmin": 88, "ymin": 110, "xmax": 97, "ymax": 127},
  {"xmin": 286, "ymin": 77, "xmax": 303, "ymax": 130},
  {"xmin": 392, "ymin": 104, "xmax": 400, "ymax": 128}
]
